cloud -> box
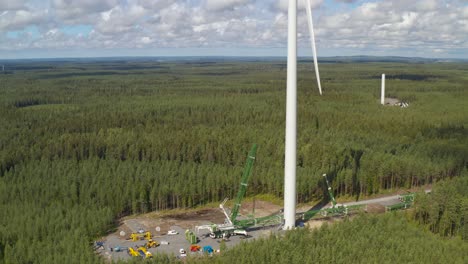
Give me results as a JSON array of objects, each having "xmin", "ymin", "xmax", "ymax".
[
  {"xmin": 136, "ymin": 0, "xmax": 177, "ymax": 10},
  {"xmin": 204, "ymin": 0, "xmax": 250, "ymax": 11},
  {"xmin": 95, "ymin": 4, "xmax": 147, "ymax": 35},
  {"xmin": 314, "ymin": 0, "xmax": 468, "ymax": 55},
  {"xmin": 0, "ymin": 9, "xmax": 48, "ymax": 31},
  {"xmin": 0, "ymin": 0, "xmax": 467, "ymax": 58},
  {"xmin": 0, "ymin": 1, "xmax": 26, "ymax": 11},
  {"xmin": 52, "ymin": 0, "xmax": 118, "ymax": 22},
  {"xmin": 334, "ymin": 0, "xmax": 358, "ymax": 2},
  {"xmin": 275, "ymin": 0, "xmax": 324, "ymax": 12}
]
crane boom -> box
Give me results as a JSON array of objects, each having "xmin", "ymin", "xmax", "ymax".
[
  {"xmin": 323, "ymin": 174, "xmax": 337, "ymax": 208},
  {"xmin": 230, "ymin": 144, "xmax": 257, "ymax": 223}
]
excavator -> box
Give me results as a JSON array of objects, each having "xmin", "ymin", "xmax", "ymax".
[
  {"xmin": 128, "ymin": 246, "xmax": 153, "ymax": 259},
  {"xmin": 144, "ymin": 239, "xmax": 159, "ymax": 249},
  {"xmin": 129, "ymin": 231, "xmax": 152, "ymax": 242}
]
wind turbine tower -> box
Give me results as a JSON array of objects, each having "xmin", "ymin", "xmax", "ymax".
[
  {"xmin": 381, "ymin": 74, "xmax": 386, "ymax": 105},
  {"xmin": 283, "ymin": 0, "xmax": 297, "ymax": 230},
  {"xmin": 283, "ymin": 0, "xmax": 323, "ymax": 230}
]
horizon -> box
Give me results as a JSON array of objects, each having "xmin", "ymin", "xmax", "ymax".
[{"xmin": 1, "ymin": 54, "xmax": 466, "ymax": 62}]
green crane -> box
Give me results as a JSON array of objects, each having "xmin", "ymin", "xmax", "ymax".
[
  {"xmin": 323, "ymin": 173, "xmax": 337, "ymax": 208},
  {"xmin": 196, "ymin": 144, "xmax": 283, "ymax": 238},
  {"xmin": 230, "ymin": 144, "xmax": 257, "ymax": 224},
  {"xmin": 302, "ymin": 173, "xmax": 363, "ymax": 220}
]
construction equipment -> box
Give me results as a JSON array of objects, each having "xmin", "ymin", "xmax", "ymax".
[
  {"xmin": 128, "ymin": 247, "xmax": 140, "ymax": 257},
  {"xmin": 386, "ymin": 193, "xmax": 415, "ymax": 211},
  {"xmin": 230, "ymin": 144, "xmax": 257, "ymax": 224},
  {"xmin": 196, "ymin": 145, "xmax": 260, "ymax": 239},
  {"xmin": 190, "ymin": 245, "xmax": 201, "ymax": 252},
  {"xmin": 319, "ymin": 174, "xmax": 349, "ymax": 216},
  {"xmin": 94, "ymin": 241, "xmax": 105, "ymax": 250},
  {"xmin": 185, "ymin": 230, "xmax": 197, "ymax": 244},
  {"xmin": 129, "ymin": 231, "xmax": 152, "ymax": 241},
  {"xmin": 324, "ymin": 174, "xmax": 337, "ymax": 207},
  {"xmin": 302, "ymin": 174, "xmax": 418, "ymax": 221},
  {"xmin": 138, "ymin": 247, "xmax": 153, "ymax": 259},
  {"xmin": 128, "ymin": 246, "xmax": 152, "ymax": 259},
  {"xmin": 144, "ymin": 239, "xmax": 159, "ymax": 249},
  {"xmin": 302, "ymin": 174, "xmax": 364, "ymax": 221},
  {"xmin": 195, "ymin": 144, "xmax": 284, "ymax": 239},
  {"xmin": 399, "ymin": 193, "xmax": 415, "ymax": 203}
]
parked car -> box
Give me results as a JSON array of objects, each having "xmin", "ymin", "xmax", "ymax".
[{"xmin": 167, "ymin": 230, "xmax": 179, "ymax": 235}]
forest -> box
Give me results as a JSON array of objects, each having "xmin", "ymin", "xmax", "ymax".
[{"xmin": 0, "ymin": 58, "xmax": 467, "ymax": 263}]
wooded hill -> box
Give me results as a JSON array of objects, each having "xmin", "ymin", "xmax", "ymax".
[{"xmin": 0, "ymin": 59, "xmax": 467, "ymax": 263}]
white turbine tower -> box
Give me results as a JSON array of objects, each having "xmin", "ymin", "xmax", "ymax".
[
  {"xmin": 283, "ymin": 0, "xmax": 297, "ymax": 230},
  {"xmin": 284, "ymin": 0, "xmax": 322, "ymax": 230},
  {"xmin": 381, "ymin": 74, "xmax": 386, "ymax": 105}
]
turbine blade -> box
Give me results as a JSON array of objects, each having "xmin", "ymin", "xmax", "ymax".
[{"xmin": 305, "ymin": 0, "xmax": 323, "ymax": 95}]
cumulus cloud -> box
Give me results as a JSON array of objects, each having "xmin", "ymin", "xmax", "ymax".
[
  {"xmin": 0, "ymin": 0, "xmax": 467, "ymax": 58},
  {"xmin": 275, "ymin": 0, "xmax": 324, "ymax": 12},
  {"xmin": 0, "ymin": 0, "xmax": 27, "ymax": 11},
  {"xmin": 0, "ymin": 9, "xmax": 48, "ymax": 31},
  {"xmin": 52, "ymin": 0, "xmax": 119, "ymax": 22},
  {"xmin": 314, "ymin": 0, "xmax": 468, "ymax": 55},
  {"xmin": 137, "ymin": 0, "xmax": 176, "ymax": 10},
  {"xmin": 334, "ymin": 0, "xmax": 358, "ymax": 2},
  {"xmin": 95, "ymin": 4, "xmax": 147, "ymax": 35},
  {"xmin": 204, "ymin": 0, "xmax": 250, "ymax": 11}
]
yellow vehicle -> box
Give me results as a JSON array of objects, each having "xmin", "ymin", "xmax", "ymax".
[
  {"xmin": 139, "ymin": 247, "xmax": 153, "ymax": 258},
  {"xmin": 128, "ymin": 247, "xmax": 153, "ymax": 259},
  {"xmin": 128, "ymin": 247, "xmax": 140, "ymax": 257},
  {"xmin": 145, "ymin": 239, "xmax": 159, "ymax": 249},
  {"xmin": 130, "ymin": 231, "xmax": 152, "ymax": 241}
]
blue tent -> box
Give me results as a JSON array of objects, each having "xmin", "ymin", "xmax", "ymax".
[{"xmin": 203, "ymin": 245, "xmax": 213, "ymax": 254}]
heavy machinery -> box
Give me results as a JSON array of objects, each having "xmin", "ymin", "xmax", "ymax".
[
  {"xmin": 190, "ymin": 245, "xmax": 201, "ymax": 252},
  {"xmin": 196, "ymin": 144, "xmax": 283, "ymax": 239},
  {"xmin": 128, "ymin": 247, "xmax": 139, "ymax": 257},
  {"xmin": 319, "ymin": 173, "xmax": 349, "ymax": 216},
  {"xmin": 193, "ymin": 146, "xmax": 418, "ymax": 236},
  {"xmin": 302, "ymin": 174, "xmax": 419, "ymax": 221},
  {"xmin": 302, "ymin": 174, "xmax": 364, "ymax": 221},
  {"xmin": 144, "ymin": 239, "xmax": 159, "ymax": 249},
  {"xmin": 385, "ymin": 193, "xmax": 415, "ymax": 211},
  {"xmin": 185, "ymin": 230, "xmax": 197, "ymax": 244},
  {"xmin": 94, "ymin": 241, "xmax": 105, "ymax": 250},
  {"xmin": 129, "ymin": 231, "xmax": 152, "ymax": 241},
  {"xmin": 196, "ymin": 144, "xmax": 258, "ymax": 238},
  {"xmin": 128, "ymin": 246, "xmax": 153, "ymax": 259}
]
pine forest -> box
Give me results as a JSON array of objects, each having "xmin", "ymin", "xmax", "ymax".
[{"xmin": 0, "ymin": 58, "xmax": 467, "ymax": 263}]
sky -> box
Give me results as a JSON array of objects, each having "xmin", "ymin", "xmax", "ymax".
[{"xmin": 0, "ymin": 0, "xmax": 467, "ymax": 59}]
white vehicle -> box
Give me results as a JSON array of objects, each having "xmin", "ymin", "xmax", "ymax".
[{"xmin": 167, "ymin": 230, "xmax": 179, "ymax": 235}]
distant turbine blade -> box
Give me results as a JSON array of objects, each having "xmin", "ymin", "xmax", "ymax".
[{"xmin": 305, "ymin": 0, "xmax": 322, "ymax": 95}]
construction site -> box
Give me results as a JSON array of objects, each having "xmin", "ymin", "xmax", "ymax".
[{"xmin": 95, "ymin": 144, "xmax": 422, "ymax": 261}]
